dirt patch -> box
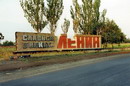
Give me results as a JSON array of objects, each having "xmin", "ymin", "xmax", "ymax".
[{"xmin": 0, "ymin": 51, "xmax": 130, "ymax": 72}]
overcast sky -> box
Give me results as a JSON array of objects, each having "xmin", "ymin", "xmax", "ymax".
[{"xmin": 0, "ymin": 0, "xmax": 130, "ymax": 42}]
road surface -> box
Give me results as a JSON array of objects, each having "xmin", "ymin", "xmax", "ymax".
[{"xmin": 1, "ymin": 54, "xmax": 130, "ymax": 86}]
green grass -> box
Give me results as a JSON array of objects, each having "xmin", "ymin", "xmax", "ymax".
[
  {"xmin": 18, "ymin": 50, "xmax": 124, "ymax": 62},
  {"xmin": 102, "ymin": 43, "xmax": 130, "ymax": 48},
  {"xmin": 1, "ymin": 43, "xmax": 130, "ymax": 60},
  {"xmin": 0, "ymin": 46, "xmax": 16, "ymax": 60}
]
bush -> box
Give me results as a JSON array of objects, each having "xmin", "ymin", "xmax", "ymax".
[
  {"xmin": 2, "ymin": 41, "xmax": 14, "ymax": 46},
  {"xmin": 125, "ymin": 38, "xmax": 130, "ymax": 43}
]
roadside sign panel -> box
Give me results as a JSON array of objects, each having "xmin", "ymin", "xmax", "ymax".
[
  {"xmin": 57, "ymin": 34, "xmax": 101, "ymax": 50},
  {"xmin": 16, "ymin": 32, "xmax": 57, "ymax": 51},
  {"xmin": 16, "ymin": 32, "xmax": 101, "ymax": 52}
]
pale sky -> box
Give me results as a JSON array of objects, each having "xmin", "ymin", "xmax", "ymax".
[{"xmin": 0, "ymin": 0, "xmax": 130, "ymax": 42}]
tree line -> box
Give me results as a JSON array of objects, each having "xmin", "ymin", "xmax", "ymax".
[
  {"xmin": 20, "ymin": 0, "xmax": 126, "ymax": 46},
  {"xmin": 0, "ymin": 41, "xmax": 14, "ymax": 46}
]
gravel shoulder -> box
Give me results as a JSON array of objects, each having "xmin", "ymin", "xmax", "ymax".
[{"xmin": 1, "ymin": 53, "xmax": 130, "ymax": 83}]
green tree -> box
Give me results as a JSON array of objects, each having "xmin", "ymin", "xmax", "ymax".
[
  {"xmin": 61, "ymin": 19, "xmax": 70, "ymax": 34},
  {"xmin": 71, "ymin": 0, "xmax": 126, "ymax": 48},
  {"xmin": 45, "ymin": 0, "xmax": 64, "ymax": 34},
  {"xmin": 20, "ymin": 0, "xmax": 48, "ymax": 33},
  {"xmin": 93, "ymin": 0, "xmax": 100, "ymax": 23},
  {"xmin": 70, "ymin": 0, "xmax": 81, "ymax": 34},
  {"xmin": 80, "ymin": 0, "xmax": 102, "ymax": 34},
  {"xmin": 81, "ymin": 0, "xmax": 93, "ymax": 34},
  {"xmin": 125, "ymin": 38, "xmax": 130, "ymax": 43},
  {"xmin": 96, "ymin": 9, "xmax": 107, "ymax": 35},
  {"xmin": 71, "ymin": 0, "xmax": 102, "ymax": 35},
  {"xmin": 2, "ymin": 41, "xmax": 14, "ymax": 46},
  {"xmin": 99, "ymin": 19, "xmax": 126, "ymax": 48},
  {"xmin": 92, "ymin": 0, "xmax": 101, "ymax": 34}
]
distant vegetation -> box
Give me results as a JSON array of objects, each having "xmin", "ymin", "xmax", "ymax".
[
  {"xmin": 0, "ymin": 41, "xmax": 14, "ymax": 46},
  {"xmin": 125, "ymin": 38, "xmax": 130, "ymax": 43}
]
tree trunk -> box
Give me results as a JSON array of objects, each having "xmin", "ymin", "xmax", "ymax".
[{"xmin": 50, "ymin": 24, "xmax": 56, "ymax": 35}]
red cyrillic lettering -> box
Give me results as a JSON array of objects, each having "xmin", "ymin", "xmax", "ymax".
[
  {"xmin": 57, "ymin": 34, "xmax": 67, "ymax": 49},
  {"xmin": 68, "ymin": 39, "xmax": 76, "ymax": 48},
  {"xmin": 85, "ymin": 36, "xmax": 92, "ymax": 48},
  {"xmin": 93, "ymin": 37, "xmax": 100, "ymax": 48},
  {"xmin": 76, "ymin": 36, "xmax": 85, "ymax": 48}
]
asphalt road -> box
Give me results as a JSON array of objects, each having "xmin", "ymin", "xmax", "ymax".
[{"xmin": 1, "ymin": 54, "xmax": 130, "ymax": 86}]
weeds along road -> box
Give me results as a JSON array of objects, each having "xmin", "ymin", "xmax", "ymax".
[{"xmin": 1, "ymin": 54, "xmax": 130, "ymax": 86}]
